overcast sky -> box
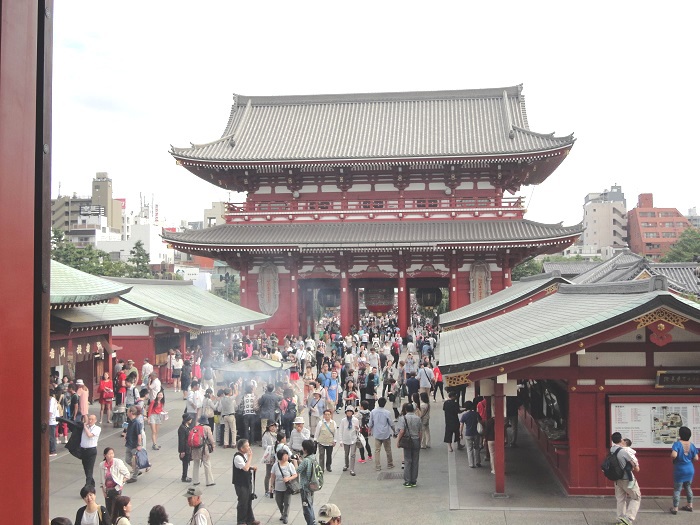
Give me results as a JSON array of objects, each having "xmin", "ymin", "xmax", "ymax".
[{"xmin": 52, "ymin": 1, "xmax": 699, "ymax": 227}]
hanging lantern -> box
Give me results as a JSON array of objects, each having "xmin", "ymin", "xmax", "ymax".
[
  {"xmin": 364, "ymin": 287, "xmax": 394, "ymax": 315},
  {"xmin": 415, "ymin": 288, "xmax": 443, "ymax": 311},
  {"xmin": 318, "ymin": 288, "xmax": 340, "ymax": 309}
]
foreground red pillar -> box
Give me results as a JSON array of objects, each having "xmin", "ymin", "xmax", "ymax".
[
  {"xmin": 0, "ymin": 1, "xmax": 50, "ymax": 521},
  {"xmin": 494, "ymin": 382, "xmax": 506, "ymax": 495}
]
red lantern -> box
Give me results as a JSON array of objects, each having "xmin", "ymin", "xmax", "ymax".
[
  {"xmin": 318, "ymin": 288, "xmax": 340, "ymax": 309},
  {"xmin": 364, "ymin": 287, "xmax": 394, "ymax": 315},
  {"xmin": 415, "ymin": 288, "xmax": 443, "ymax": 310}
]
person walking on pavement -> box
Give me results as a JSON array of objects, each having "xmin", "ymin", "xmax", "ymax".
[
  {"xmin": 219, "ymin": 387, "xmax": 238, "ymax": 448},
  {"xmin": 124, "ymin": 406, "xmax": 143, "ymax": 483},
  {"xmin": 183, "ymin": 487, "xmax": 213, "ymax": 525},
  {"xmin": 296, "ymin": 439, "xmax": 318, "ymax": 525},
  {"xmin": 178, "ymin": 413, "xmax": 193, "ymax": 482},
  {"xmin": 313, "ymin": 409, "xmax": 337, "ymax": 473},
  {"xmin": 80, "ymin": 414, "xmax": 101, "ymax": 487},
  {"xmin": 339, "ymin": 406, "xmax": 360, "ymax": 476},
  {"xmin": 191, "ymin": 415, "xmax": 216, "ymax": 487},
  {"xmin": 232, "ymin": 438, "xmax": 261, "ymax": 525},
  {"xmin": 459, "ymin": 401, "xmax": 481, "ymax": 468},
  {"xmin": 270, "ymin": 448, "xmax": 298, "ymax": 524},
  {"xmin": 368, "ymin": 397, "xmax": 396, "ymax": 471},
  {"xmin": 317, "ymin": 503, "xmax": 342, "ymax": 525},
  {"xmin": 98, "ymin": 446, "xmax": 130, "ymax": 517},
  {"xmin": 397, "ymin": 402, "xmax": 422, "ymax": 487},
  {"xmin": 610, "ymin": 432, "xmax": 641, "ymax": 525}
]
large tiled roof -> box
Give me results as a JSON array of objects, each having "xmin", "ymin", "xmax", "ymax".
[
  {"xmin": 647, "ymin": 263, "xmax": 700, "ymax": 296},
  {"xmin": 438, "ymin": 277, "xmax": 700, "ymax": 377},
  {"xmin": 570, "ymin": 251, "xmax": 645, "ymax": 284},
  {"xmin": 542, "ymin": 261, "xmax": 600, "ymax": 277},
  {"xmin": 439, "ymin": 271, "xmax": 569, "ymax": 327},
  {"xmin": 162, "ymin": 220, "xmax": 583, "ymax": 251},
  {"xmin": 170, "ymin": 86, "xmax": 574, "ymax": 165},
  {"xmin": 570, "ymin": 252, "xmax": 700, "ymax": 298},
  {"xmin": 107, "ymin": 278, "xmax": 269, "ymax": 333},
  {"xmin": 51, "ymin": 302, "xmax": 156, "ymax": 332},
  {"xmin": 50, "ymin": 260, "xmax": 132, "ymax": 307}
]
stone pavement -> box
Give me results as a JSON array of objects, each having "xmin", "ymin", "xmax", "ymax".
[{"xmin": 50, "ymin": 391, "xmax": 694, "ymax": 525}]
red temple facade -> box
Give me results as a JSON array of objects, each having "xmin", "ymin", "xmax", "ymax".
[{"xmin": 165, "ymin": 86, "xmax": 581, "ymax": 336}]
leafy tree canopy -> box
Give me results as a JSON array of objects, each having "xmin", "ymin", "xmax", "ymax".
[
  {"xmin": 661, "ymin": 227, "xmax": 700, "ymax": 263},
  {"xmin": 511, "ymin": 258, "xmax": 543, "ymax": 281},
  {"xmin": 127, "ymin": 240, "xmax": 152, "ymax": 278}
]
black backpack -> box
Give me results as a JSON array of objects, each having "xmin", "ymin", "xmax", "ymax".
[
  {"xmin": 601, "ymin": 447, "xmax": 625, "ymax": 481},
  {"xmin": 282, "ymin": 399, "xmax": 297, "ymax": 422}
]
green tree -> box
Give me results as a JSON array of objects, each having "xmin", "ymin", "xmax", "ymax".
[
  {"xmin": 662, "ymin": 227, "xmax": 700, "ymax": 262},
  {"xmin": 511, "ymin": 258, "xmax": 543, "ymax": 281},
  {"xmin": 127, "ymin": 240, "xmax": 152, "ymax": 278}
]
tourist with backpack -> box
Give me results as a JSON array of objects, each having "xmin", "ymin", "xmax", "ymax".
[
  {"xmin": 608, "ymin": 432, "xmax": 641, "ymax": 525},
  {"xmin": 189, "ymin": 415, "xmax": 215, "ymax": 487},
  {"xmin": 280, "ymin": 389, "xmax": 298, "ymax": 439},
  {"xmin": 297, "ymin": 439, "xmax": 322, "ymax": 525}
]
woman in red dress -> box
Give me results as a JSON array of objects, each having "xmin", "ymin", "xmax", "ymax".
[
  {"xmin": 98, "ymin": 372, "xmax": 115, "ymax": 424},
  {"xmin": 147, "ymin": 390, "xmax": 166, "ymax": 449}
]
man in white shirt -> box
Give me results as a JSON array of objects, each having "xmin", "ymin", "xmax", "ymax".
[
  {"xmin": 187, "ymin": 381, "xmax": 205, "ymax": 421},
  {"xmin": 80, "ymin": 414, "xmax": 101, "ymax": 487},
  {"xmin": 141, "ymin": 358, "xmax": 153, "ymax": 388}
]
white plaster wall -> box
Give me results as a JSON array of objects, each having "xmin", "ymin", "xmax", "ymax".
[
  {"xmin": 578, "ymin": 352, "xmax": 646, "ymax": 367},
  {"xmin": 653, "ymin": 352, "xmax": 700, "ymax": 367}
]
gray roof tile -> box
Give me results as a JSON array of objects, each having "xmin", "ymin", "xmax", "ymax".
[
  {"xmin": 163, "ymin": 220, "xmax": 582, "ymax": 250},
  {"xmin": 171, "ymin": 86, "xmax": 574, "ymax": 164}
]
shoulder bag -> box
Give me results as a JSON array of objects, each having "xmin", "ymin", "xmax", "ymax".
[
  {"xmin": 398, "ymin": 416, "xmax": 413, "ymax": 449},
  {"xmin": 278, "ymin": 463, "xmax": 300, "ymax": 494}
]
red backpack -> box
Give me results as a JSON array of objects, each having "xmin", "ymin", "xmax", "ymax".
[{"xmin": 187, "ymin": 425, "xmax": 205, "ymax": 449}]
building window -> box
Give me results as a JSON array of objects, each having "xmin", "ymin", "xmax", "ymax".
[
  {"xmin": 662, "ymin": 232, "xmax": 676, "ymax": 238},
  {"xmin": 644, "ymin": 232, "xmax": 659, "ymax": 238},
  {"xmin": 639, "ymin": 212, "xmax": 656, "ymax": 217}
]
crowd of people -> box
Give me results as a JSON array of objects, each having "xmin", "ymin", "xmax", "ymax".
[{"xmin": 49, "ymin": 313, "xmax": 697, "ymax": 524}]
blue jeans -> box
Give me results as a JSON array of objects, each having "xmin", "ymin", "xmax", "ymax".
[
  {"xmin": 301, "ymin": 488, "xmax": 315, "ymax": 525},
  {"xmin": 673, "ymin": 481, "xmax": 694, "ymax": 508}
]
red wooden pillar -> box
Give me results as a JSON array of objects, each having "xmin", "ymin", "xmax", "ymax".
[
  {"xmin": 397, "ymin": 273, "xmax": 408, "ymax": 337},
  {"xmin": 340, "ymin": 271, "xmax": 350, "ymax": 335},
  {"xmin": 494, "ymin": 382, "xmax": 506, "ymax": 495},
  {"xmin": 0, "ymin": 0, "xmax": 50, "ymax": 521},
  {"xmin": 289, "ymin": 256, "xmax": 299, "ymax": 336},
  {"xmin": 449, "ymin": 251, "xmax": 459, "ymax": 311},
  {"xmin": 179, "ymin": 332, "xmax": 187, "ymax": 355}
]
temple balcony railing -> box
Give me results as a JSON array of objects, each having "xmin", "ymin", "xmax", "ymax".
[{"xmin": 224, "ymin": 196, "xmax": 525, "ymax": 222}]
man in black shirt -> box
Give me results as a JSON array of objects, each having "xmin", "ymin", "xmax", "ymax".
[
  {"xmin": 442, "ymin": 391, "xmax": 463, "ymax": 452},
  {"xmin": 178, "ymin": 413, "xmax": 193, "ymax": 482}
]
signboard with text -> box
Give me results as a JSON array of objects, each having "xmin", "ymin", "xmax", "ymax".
[{"xmin": 610, "ymin": 402, "xmax": 700, "ymax": 448}]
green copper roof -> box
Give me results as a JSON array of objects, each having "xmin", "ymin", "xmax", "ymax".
[
  {"xmin": 50, "ymin": 260, "xmax": 132, "ymax": 307},
  {"xmin": 51, "ymin": 302, "xmax": 156, "ymax": 332},
  {"xmin": 107, "ymin": 278, "xmax": 269, "ymax": 333},
  {"xmin": 438, "ymin": 277, "xmax": 700, "ymax": 377},
  {"xmin": 439, "ymin": 271, "xmax": 569, "ymax": 327}
]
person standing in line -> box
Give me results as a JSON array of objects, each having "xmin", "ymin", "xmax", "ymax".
[
  {"xmin": 484, "ymin": 413, "xmax": 496, "ymax": 474},
  {"xmin": 75, "ymin": 379, "xmax": 90, "ymax": 423},
  {"xmin": 397, "ymin": 402, "xmax": 422, "ymax": 487},
  {"xmin": 186, "ymin": 381, "xmax": 204, "ymax": 422},
  {"xmin": 191, "ymin": 415, "xmax": 216, "ymax": 487},
  {"xmin": 97, "ymin": 372, "xmax": 114, "ymax": 425},
  {"xmin": 48, "ymin": 389, "xmax": 59, "ymax": 456},
  {"xmin": 610, "ymin": 432, "xmax": 641, "ymax": 525},
  {"xmin": 98, "ymin": 446, "xmax": 130, "ymax": 517},
  {"xmin": 80, "ymin": 414, "xmax": 101, "ymax": 487},
  {"xmin": 314, "ymin": 409, "xmax": 337, "ymax": 473},
  {"xmin": 459, "ymin": 401, "xmax": 481, "ymax": 468},
  {"xmin": 240, "ymin": 384, "xmax": 258, "ymax": 445},
  {"xmin": 339, "ymin": 406, "xmax": 360, "ymax": 476},
  {"xmin": 172, "ymin": 352, "xmax": 183, "ymax": 393},
  {"xmin": 219, "ymin": 387, "xmax": 238, "ymax": 448},
  {"xmin": 147, "ymin": 504, "xmax": 172, "ymax": 525},
  {"xmin": 183, "ymin": 487, "xmax": 213, "ymax": 525},
  {"xmin": 670, "ymin": 425, "xmax": 697, "ymax": 514},
  {"xmin": 443, "ymin": 391, "xmax": 463, "ymax": 452},
  {"xmin": 141, "ymin": 358, "xmax": 153, "ymax": 389},
  {"xmin": 178, "ymin": 413, "xmax": 193, "ymax": 483},
  {"xmin": 296, "ymin": 439, "xmax": 318, "ymax": 525},
  {"xmin": 232, "ymin": 438, "xmax": 260, "ymax": 525}
]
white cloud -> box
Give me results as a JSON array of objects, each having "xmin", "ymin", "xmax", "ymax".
[{"xmin": 52, "ymin": 0, "xmax": 700, "ymax": 225}]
